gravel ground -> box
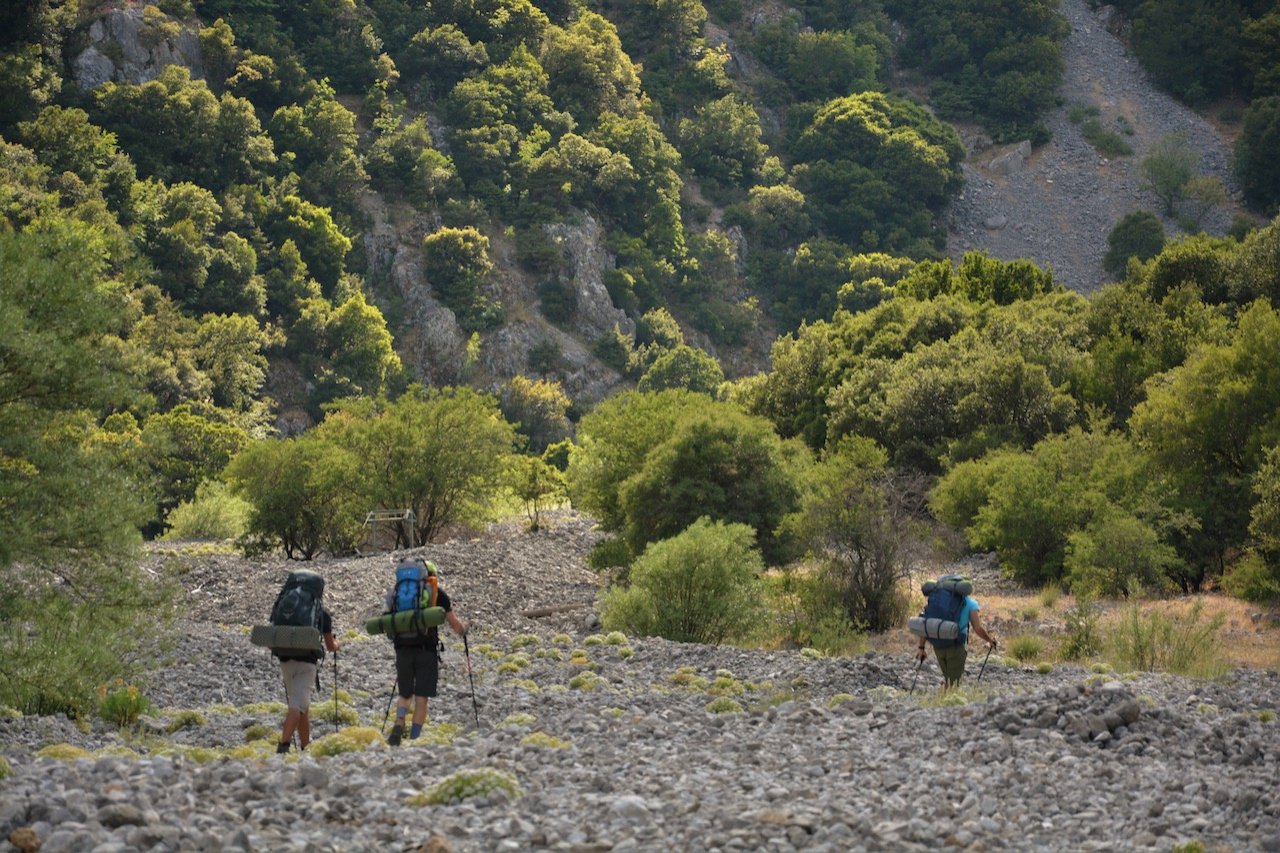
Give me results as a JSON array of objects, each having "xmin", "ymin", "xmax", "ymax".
[
  {"xmin": 2, "ymin": 510, "xmax": 1278, "ymax": 853},
  {"xmin": 944, "ymin": 0, "xmax": 1242, "ymax": 294}
]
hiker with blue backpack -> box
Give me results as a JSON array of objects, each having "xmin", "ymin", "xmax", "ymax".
[
  {"xmin": 909, "ymin": 574, "xmax": 997, "ymax": 690},
  {"xmin": 383, "ymin": 557, "xmax": 467, "ymax": 745}
]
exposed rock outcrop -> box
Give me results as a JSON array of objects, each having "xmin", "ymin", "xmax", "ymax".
[{"xmin": 72, "ymin": 6, "xmax": 204, "ymax": 89}]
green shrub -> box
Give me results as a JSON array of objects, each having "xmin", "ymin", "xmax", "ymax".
[
  {"xmin": 308, "ymin": 726, "xmax": 384, "ymax": 757},
  {"xmin": 601, "ymin": 517, "xmax": 763, "ymax": 645},
  {"xmin": 1258, "ymin": 709, "xmax": 1275, "ymax": 723},
  {"xmin": 410, "ymin": 769, "xmax": 522, "ymax": 805},
  {"xmin": 164, "ymin": 710, "xmax": 207, "ymax": 732},
  {"xmin": 1038, "ymin": 584, "xmax": 1060, "ymax": 609},
  {"xmin": 603, "ymin": 631, "xmax": 628, "ymax": 646},
  {"xmin": 552, "ymin": 633, "xmax": 571, "ymax": 645},
  {"xmin": 1007, "ymin": 635, "xmax": 1045, "ymax": 662},
  {"xmin": 767, "ymin": 568, "xmax": 867, "ymax": 655},
  {"xmin": 0, "ymin": 755, "xmax": 11, "ymax": 779},
  {"xmin": 705, "ymin": 697, "xmax": 744, "ymax": 714},
  {"xmin": 243, "ymin": 723, "xmax": 274, "ymax": 742},
  {"xmin": 35, "ymin": 743, "xmax": 91, "ymax": 761},
  {"xmin": 1221, "ymin": 552, "xmax": 1280, "ymax": 604},
  {"xmin": 510, "ymin": 634, "xmax": 541, "ymax": 648},
  {"xmin": 98, "ymin": 683, "xmax": 151, "ymax": 727},
  {"xmin": 162, "ymin": 479, "xmax": 250, "ymax": 541},
  {"xmin": 1080, "ymin": 119, "xmax": 1133, "ymax": 158},
  {"xmin": 1103, "ymin": 211, "xmax": 1165, "ymax": 278},
  {"xmin": 583, "ymin": 634, "xmax": 605, "ymax": 646},
  {"xmin": 568, "ymin": 672, "xmax": 604, "ymax": 691},
  {"xmin": 1019, "ymin": 605, "xmax": 1040, "ymax": 621},
  {"xmin": 1036, "ymin": 662, "xmax": 1054, "ymax": 674},
  {"xmin": 520, "ymin": 731, "xmax": 571, "ymax": 749},
  {"xmin": 312, "ymin": 703, "xmax": 360, "ymax": 725},
  {"xmin": 1060, "ymin": 597, "xmax": 1102, "ymax": 660},
  {"xmin": 499, "ymin": 712, "xmax": 537, "ymax": 728},
  {"xmin": 669, "ymin": 667, "xmax": 709, "ymax": 691},
  {"xmin": 1105, "ymin": 602, "xmax": 1227, "ymax": 677}
]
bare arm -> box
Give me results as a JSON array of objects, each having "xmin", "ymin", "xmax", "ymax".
[
  {"xmin": 969, "ymin": 611, "xmax": 996, "ymax": 648},
  {"xmin": 446, "ymin": 611, "xmax": 467, "ymax": 637}
]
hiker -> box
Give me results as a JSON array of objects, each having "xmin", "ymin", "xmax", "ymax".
[
  {"xmin": 913, "ymin": 574, "xmax": 997, "ymax": 689},
  {"xmin": 271, "ymin": 573, "xmax": 340, "ymax": 754},
  {"xmin": 385, "ymin": 559, "xmax": 467, "ymax": 745}
]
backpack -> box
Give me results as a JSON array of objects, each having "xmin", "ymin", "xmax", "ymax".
[
  {"xmin": 908, "ymin": 574, "xmax": 973, "ymax": 648},
  {"xmin": 268, "ymin": 570, "xmax": 326, "ymax": 659},
  {"xmin": 388, "ymin": 559, "xmax": 439, "ymax": 638}
]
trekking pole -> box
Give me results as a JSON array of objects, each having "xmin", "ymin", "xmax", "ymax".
[
  {"xmin": 381, "ymin": 679, "xmax": 397, "ymax": 735},
  {"xmin": 463, "ymin": 633, "xmax": 480, "ymax": 727},
  {"xmin": 908, "ymin": 655, "xmax": 924, "ymax": 695},
  {"xmin": 332, "ymin": 650, "xmax": 339, "ymax": 733},
  {"xmin": 976, "ymin": 642, "xmax": 994, "ymax": 683}
]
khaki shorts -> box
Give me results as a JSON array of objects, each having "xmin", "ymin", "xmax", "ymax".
[
  {"xmin": 281, "ymin": 660, "xmax": 318, "ymax": 710},
  {"xmin": 933, "ymin": 644, "xmax": 968, "ymax": 686}
]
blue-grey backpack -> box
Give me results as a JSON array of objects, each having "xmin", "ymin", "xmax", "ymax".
[{"xmin": 908, "ymin": 575, "xmax": 973, "ymax": 648}]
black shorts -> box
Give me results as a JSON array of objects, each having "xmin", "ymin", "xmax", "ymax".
[{"xmin": 395, "ymin": 644, "xmax": 440, "ymax": 698}]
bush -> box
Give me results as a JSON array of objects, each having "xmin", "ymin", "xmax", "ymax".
[
  {"xmin": 1104, "ymin": 211, "xmax": 1165, "ymax": 278},
  {"xmin": 1038, "ymin": 583, "xmax": 1061, "ymax": 609},
  {"xmin": 1060, "ymin": 597, "xmax": 1102, "ymax": 660},
  {"xmin": 35, "ymin": 743, "xmax": 92, "ymax": 761},
  {"xmin": 162, "ymin": 479, "xmax": 250, "ymax": 541},
  {"xmin": 1104, "ymin": 602, "xmax": 1227, "ymax": 677},
  {"xmin": 308, "ymin": 726, "xmax": 384, "ymax": 757},
  {"xmin": 601, "ymin": 518, "xmax": 764, "ymax": 644},
  {"xmin": 767, "ymin": 568, "xmax": 866, "ymax": 655},
  {"xmin": 1007, "ymin": 634, "xmax": 1045, "ymax": 662},
  {"xmin": 0, "ymin": 755, "xmax": 9, "ymax": 779},
  {"xmin": 243, "ymin": 723, "xmax": 274, "ymax": 742},
  {"xmin": 1221, "ymin": 552, "xmax": 1280, "ymax": 604},
  {"xmin": 164, "ymin": 709, "xmax": 207, "ymax": 732},
  {"xmin": 98, "ymin": 682, "xmax": 151, "ymax": 727},
  {"xmin": 410, "ymin": 769, "xmax": 522, "ymax": 805},
  {"xmin": 705, "ymin": 697, "xmax": 744, "ymax": 714},
  {"xmin": 520, "ymin": 731, "xmax": 571, "ymax": 749},
  {"xmin": 1080, "ymin": 119, "xmax": 1133, "ymax": 158}
]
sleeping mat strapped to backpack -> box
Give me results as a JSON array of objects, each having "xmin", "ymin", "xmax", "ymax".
[{"xmin": 365, "ymin": 558, "xmax": 442, "ymax": 637}]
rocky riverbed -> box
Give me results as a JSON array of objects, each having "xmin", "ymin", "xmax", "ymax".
[{"xmin": 2, "ymin": 511, "xmax": 1278, "ymax": 852}]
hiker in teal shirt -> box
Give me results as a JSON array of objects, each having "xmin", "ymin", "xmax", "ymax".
[{"xmin": 916, "ymin": 590, "xmax": 997, "ymax": 688}]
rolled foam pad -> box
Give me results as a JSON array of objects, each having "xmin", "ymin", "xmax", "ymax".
[
  {"xmin": 365, "ymin": 607, "xmax": 446, "ymax": 636},
  {"xmin": 250, "ymin": 624, "xmax": 322, "ymax": 651}
]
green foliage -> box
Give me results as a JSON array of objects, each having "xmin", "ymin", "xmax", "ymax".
[
  {"xmin": 98, "ymin": 683, "xmax": 152, "ymax": 727},
  {"xmin": 499, "ymin": 376, "xmax": 571, "ymax": 455},
  {"xmin": 1060, "ymin": 596, "xmax": 1102, "ymax": 661},
  {"xmin": 308, "ymin": 726, "xmax": 384, "ymax": 757},
  {"xmin": 1006, "ymin": 634, "xmax": 1045, "ymax": 662},
  {"xmin": 1104, "ymin": 211, "xmax": 1165, "ymax": 278},
  {"xmin": 616, "ymin": 404, "xmax": 798, "ymax": 563},
  {"xmin": 886, "ymin": 0, "xmax": 1067, "ymax": 140},
  {"xmin": 636, "ymin": 345, "xmax": 725, "ymax": 395},
  {"xmin": 1141, "ymin": 133, "xmax": 1197, "ymax": 216},
  {"xmin": 0, "ymin": 755, "xmax": 9, "ymax": 779},
  {"xmin": 601, "ymin": 517, "xmax": 764, "ymax": 644},
  {"xmin": 1236, "ymin": 96, "xmax": 1280, "ymax": 215},
  {"xmin": 766, "ymin": 568, "xmax": 865, "ymax": 656},
  {"xmin": 1038, "ymin": 583, "xmax": 1061, "ymax": 609},
  {"xmin": 1079, "ymin": 119, "xmax": 1133, "ymax": 159},
  {"xmin": 704, "ymin": 696, "xmax": 744, "ymax": 714},
  {"xmin": 1104, "ymin": 602, "xmax": 1227, "ymax": 677},
  {"xmin": 1220, "ymin": 552, "xmax": 1280, "ymax": 604},
  {"xmin": 1065, "ymin": 513, "xmax": 1177, "ymax": 598},
  {"xmin": 785, "ymin": 436, "xmax": 918, "ymax": 631},
  {"xmin": 520, "ymin": 731, "xmax": 571, "ymax": 749},
  {"xmin": 163, "ymin": 478, "xmax": 251, "ymax": 541},
  {"xmin": 422, "ymin": 226, "xmax": 499, "ymax": 332},
  {"xmin": 164, "ymin": 709, "xmax": 208, "ymax": 732},
  {"xmin": 1130, "ymin": 301, "xmax": 1280, "ymax": 588},
  {"xmin": 1127, "ymin": 0, "xmax": 1245, "ymax": 104},
  {"xmin": 411, "ymin": 769, "xmax": 523, "ymax": 806}
]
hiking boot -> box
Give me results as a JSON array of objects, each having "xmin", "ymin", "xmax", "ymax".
[
  {"xmin": 276, "ymin": 742, "xmax": 290, "ymax": 755},
  {"xmin": 387, "ymin": 724, "xmax": 404, "ymax": 747}
]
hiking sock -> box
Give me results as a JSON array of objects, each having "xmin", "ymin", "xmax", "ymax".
[
  {"xmin": 409, "ymin": 723, "xmax": 423, "ymax": 739},
  {"xmin": 388, "ymin": 723, "xmax": 404, "ymax": 746},
  {"xmin": 276, "ymin": 742, "xmax": 290, "ymax": 754}
]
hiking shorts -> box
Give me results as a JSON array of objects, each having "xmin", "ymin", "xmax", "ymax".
[
  {"xmin": 280, "ymin": 660, "xmax": 318, "ymax": 710},
  {"xmin": 933, "ymin": 643, "xmax": 968, "ymax": 686},
  {"xmin": 395, "ymin": 644, "xmax": 440, "ymax": 699}
]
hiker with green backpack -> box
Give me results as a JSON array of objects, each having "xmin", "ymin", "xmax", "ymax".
[
  {"xmin": 909, "ymin": 574, "xmax": 997, "ymax": 690},
  {"xmin": 381, "ymin": 558, "xmax": 467, "ymax": 745}
]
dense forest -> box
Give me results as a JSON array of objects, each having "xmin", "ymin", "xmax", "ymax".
[{"xmin": 2, "ymin": 0, "xmax": 1279, "ymax": 713}]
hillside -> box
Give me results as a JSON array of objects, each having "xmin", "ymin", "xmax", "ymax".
[
  {"xmin": 1, "ymin": 513, "xmax": 1278, "ymax": 851},
  {"xmin": 944, "ymin": 0, "xmax": 1242, "ymax": 293}
]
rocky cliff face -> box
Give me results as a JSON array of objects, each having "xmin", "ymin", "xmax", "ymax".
[{"xmin": 73, "ymin": 5, "xmax": 204, "ymax": 88}]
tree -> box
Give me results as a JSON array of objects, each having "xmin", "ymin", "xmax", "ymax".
[
  {"xmin": 601, "ymin": 517, "xmax": 763, "ymax": 645},
  {"xmin": 541, "ymin": 12, "xmax": 642, "ymax": 126},
  {"xmin": 1130, "ymin": 300, "xmax": 1280, "ymax": 587},
  {"xmin": 676, "ymin": 95, "xmax": 766, "ymax": 186},
  {"xmin": 1235, "ymin": 96, "xmax": 1280, "ymax": 215},
  {"xmin": 1103, "ymin": 211, "xmax": 1165, "ymax": 278},
  {"xmin": 0, "ymin": 223, "xmax": 168, "ymax": 715},
  {"xmin": 617, "ymin": 406, "xmax": 799, "ymax": 564},
  {"xmin": 226, "ymin": 433, "xmax": 364, "ymax": 559},
  {"xmin": 140, "ymin": 404, "xmax": 251, "ymax": 529},
  {"xmin": 786, "ymin": 436, "xmax": 926, "ymax": 631},
  {"xmin": 636, "ymin": 345, "xmax": 725, "ymax": 395},
  {"xmin": 508, "ymin": 454, "xmax": 567, "ymax": 532},
  {"xmin": 316, "ymin": 387, "xmax": 519, "ymax": 545},
  {"xmin": 422, "ymin": 225, "xmax": 498, "ymax": 331},
  {"xmin": 499, "ymin": 375, "xmax": 571, "ymax": 455},
  {"xmin": 1141, "ymin": 133, "xmax": 1197, "ymax": 216}
]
